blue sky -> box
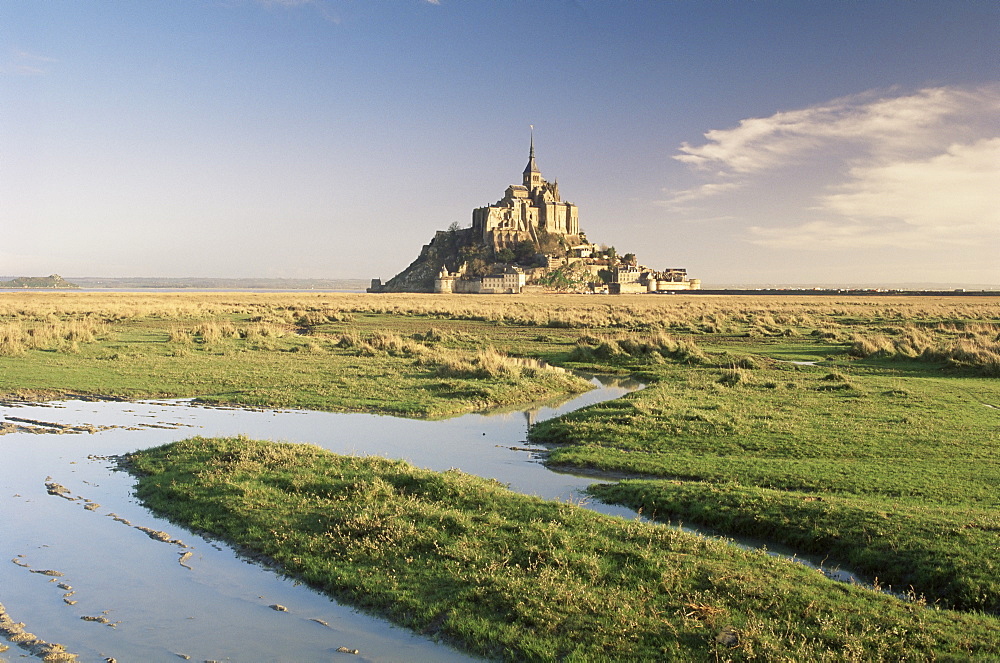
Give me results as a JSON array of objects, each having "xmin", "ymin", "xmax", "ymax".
[{"xmin": 2, "ymin": 1, "xmax": 998, "ymax": 286}]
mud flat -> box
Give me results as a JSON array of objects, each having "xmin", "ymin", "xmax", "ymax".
[{"xmin": 0, "ymin": 601, "xmax": 77, "ymax": 662}]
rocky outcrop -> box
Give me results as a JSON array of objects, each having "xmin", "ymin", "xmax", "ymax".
[
  {"xmin": 0, "ymin": 274, "xmax": 78, "ymax": 289},
  {"xmin": 377, "ymin": 228, "xmax": 480, "ymax": 293}
]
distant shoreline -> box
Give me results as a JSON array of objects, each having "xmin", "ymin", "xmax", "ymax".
[
  {"xmin": 629, "ymin": 289, "xmax": 998, "ymax": 298},
  {"xmin": 63, "ymin": 277, "xmax": 372, "ymax": 290},
  {"xmin": 6, "ymin": 276, "xmax": 997, "ymax": 290},
  {"xmin": 2, "ymin": 276, "xmax": 996, "ymax": 296},
  {"xmin": 2, "ymin": 287, "xmax": 996, "ymax": 297},
  {"xmin": 0, "ymin": 288, "xmax": 368, "ymax": 294}
]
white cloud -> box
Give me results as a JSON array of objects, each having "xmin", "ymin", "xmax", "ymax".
[
  {"xmin": 671, "ymin": 85, "xmax": 1000, "ymax": 250},
  {"xmin": 4, "ymin": 49, "xmax": 57, "ymax": 76},
  {"xmin": 747, "ymin": 220, "xmax": 888, "ymax": 249},
  {"xmin": 656, "ymin": 181, "xmax": 742, "ymax": 209},
  {"xmin": 675, "ymin": 86, "xmax": 998, "ymax": 175},
  {"xmin": 750, "ymin": 136, "xmax": 1000, "ymax": 250},
  {"xmin": 822, "ymin": 138, "xmax": 1000, "ymax": 231}
]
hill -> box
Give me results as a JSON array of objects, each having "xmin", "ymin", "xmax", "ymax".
[{"xmin": 0, "ymin": 274, "xmax": 78, "ymax": 289}]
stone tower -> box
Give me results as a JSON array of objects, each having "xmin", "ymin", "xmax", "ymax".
[
  {"xmin": 472, "ymin": 133, "xmax": 581, "ymax": 250},
  {"xmin": 523, "ymin": 132, "xmax": 542, "ymax": 190}
]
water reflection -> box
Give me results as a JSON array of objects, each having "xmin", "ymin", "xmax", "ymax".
[
  {"xmin": 0, "ymin": 374, "xmax": 870, "ymax": 661},
  {"xmin": 0, "ymin": 376, "xmax": 639, "ymax": 662}
]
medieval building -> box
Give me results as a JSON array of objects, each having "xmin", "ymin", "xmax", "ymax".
[
  {"xmin": 371, "ymin": 132, "xmax": 699, "ymax": 294},
  {"xmin": 472, "ymin": 135, "xmax": 580, "ymax": 250}
]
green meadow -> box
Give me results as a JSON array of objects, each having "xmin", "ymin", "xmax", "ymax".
[
  {"xmin": 530, "ymin": 317, "xmax": 1000, "ymax": 616},
  {"xmin": 0, "ymin": 293, "xmax": 592, "ymax": 417},
  {"xmin": 3, "ymin": 291, "xmax": 1000, "ymax": 659},
  {"xmin": 127, "ymin": 436, "xmax": 1000, "ymax": 661}
]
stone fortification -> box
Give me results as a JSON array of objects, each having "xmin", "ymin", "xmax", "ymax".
[
  {"xmin": 370, "ymin": 135, "xmax": 698, "ymax": 294},
  {"xmin": 372, "ymin": 228, "xmax": 479, "ymax": 293},
  {"xmin": 471, "ymin": 134, "xmax": 580, "ymax": 250}
]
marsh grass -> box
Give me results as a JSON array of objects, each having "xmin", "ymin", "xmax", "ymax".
[
  {"xmin": 568, "ymin": 332, "xmax": 707, "ymax": 365},
  {"xmin": 0, "ymin": 299, "xmax": 591, "ymax": 416},
  {"xmin": 589, "ymin": 481, "xmax": 1000, "ymax": 613},
  {"xmin": 713, "ymin": 352, "xmax": 762, "ymax": 370},
  {"xmin": 2, "ymin": 291, "xmax": 997, "ymax": 339},
  {"xmin": 126, "ymin": 436, "xmax": 1000, "ymax": 661},
  {"xmin": 425, "ymin": 347, "xmax": 557, "ymax": 380},
  {"xmin": 0, "ymin": 318, "xmax": 108, "ymax": 356},
  {"xmin": 5, "ymin": 291, "xmax": 1000, "ymax": 639},
  {"xmin": 333, "ymin": 329, "xmax": 572, "ymax": 382},
  {"xmin": 531, "ymin": 357, "xmax": 1000, "ymax": 611},
  {"xmin": 167, "ymin": 325, "xmax": 192, "ymax": 344},
  {"xmin": 717, "ymin": 368, "xmax": 753, "ymax": 387},
  {"xmin": 849, "ymin": 323, "xmax": 1000, "ymax": 375},
  {"xmin": 194, "ymin": 320, "xmax": 239, "ymax": 344}
]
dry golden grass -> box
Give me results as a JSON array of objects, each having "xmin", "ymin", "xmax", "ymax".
[
  {"xmin": 3, "ymin": 291, "xmax": 998, "ymax": 330},
  {"xmin": 849, "ymin": 322, "xmax": 1000, "ymax": 374},
  {"xmin": 0, "ymin": 317, "xmax": 108, "ymax": 355},
  {"xmin": 334, "ymin": 328, "xmax": 564, "ymax": 380},
  {"xmin": 1, "ymin": 291, "xmax": 996, "ymax": 365}
]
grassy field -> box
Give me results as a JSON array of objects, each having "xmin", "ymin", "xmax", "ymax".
[
  {"xmin": 126, "ymin": 435, "xmax": 1000, "ymax": 662},
  {"xmin": 0, "ymin": 292, "xmax": 593, "ymax": 417},
  {"xmin": 3, "ymin": 291, "xmax": 1000, "ymax": 659},
  {"xmin": 525, "ymin": 299, "xmax": 1000, "ymax": 614}
]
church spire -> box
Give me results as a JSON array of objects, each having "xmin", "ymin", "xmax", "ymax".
[{"xmin": 523, "ymin": 126, "xmax": 541, "ymax": 189}]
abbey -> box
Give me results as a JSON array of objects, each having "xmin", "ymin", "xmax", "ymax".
[
  {"xmin": 472, "ymin": 135, "xmax": 580, "ymax": 249},
  {"xmin": 370, "ymin": 134, "xmax": 699, "ymax": 294}
]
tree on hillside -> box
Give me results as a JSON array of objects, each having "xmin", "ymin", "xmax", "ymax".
[
  {"xmin": 605, "ymin": 246, "xmax": 618, "ymax": 266},
  {"xmin": 537, "ymin": 229, "xmax": 564, "ymax": 255},
  {"xmin": 460, "ymin": 244, "xmax": 491, "ymax": 276},
  {"xmin": 513, "ymin": 240, "xmax": 537, "ymax": 265}
]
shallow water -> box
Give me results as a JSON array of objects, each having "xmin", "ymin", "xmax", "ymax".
[
  {"xmin": 1, "ymin": 375, "xmax": 873, "ymax": 661},
  {"xmin": 0, "ymin": 378, "xmax": 644, "ymax": 662}
]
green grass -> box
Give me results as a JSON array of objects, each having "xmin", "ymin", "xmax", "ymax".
[
  {"xmin": 126, "ymin": 436, "xmax": 1000, "ymax": 662},
  {"xmin": 0, "ymin": 313, "xmax": 590, "ymax": 417},
  {"xmin": 590, "ymin": 481, "xmax": 1000, "ymax": 613},
  {"xmin": 530, "ymin": 345, "xmax": 1000, "ymax": 613},
  {"xmin": 6, "ymin": 292, "xmax": 1000, "ymax": 657}
]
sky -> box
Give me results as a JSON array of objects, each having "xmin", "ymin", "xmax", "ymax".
[{"xmin": 2, "ymin": 1, "xmax": 998, "ymax": 287}]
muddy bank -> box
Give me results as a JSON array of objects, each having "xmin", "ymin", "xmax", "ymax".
[{"xmin": 0, "ymin": 602, "xmax": 78, "ymax": 662}]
